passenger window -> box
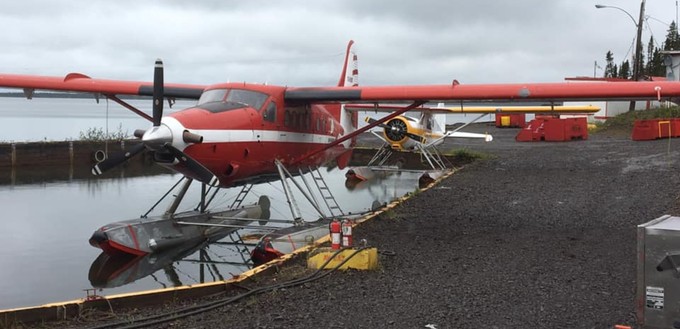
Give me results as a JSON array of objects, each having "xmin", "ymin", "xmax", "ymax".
[{"xmin": 263, "ymin": 102, "xmax": 276, "ymax": 123}]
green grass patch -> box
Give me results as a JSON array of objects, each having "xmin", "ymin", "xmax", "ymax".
[{"xmin": 443, "ymin": 148, "xmax": 488, "ymax": 163}]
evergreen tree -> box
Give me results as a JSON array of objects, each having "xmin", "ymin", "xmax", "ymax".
[
  {"xmin": 613, "ymin": 64, "xmax": 619, "ymax": 78},
  {"xmin": 649, "ymin": 47, "xmax": 665, "ymax": 77},
  {"xmin": 619, "ymin": 60, "xmax": 631, "ymax": 79},
  {"xmin": 664, "ymin": 21, "xmax": 680, "ymax": 50},
  {"xmin": 645, "ymin": 36, "xmax": 655, "ymax": 76},
  {"xmin": 604, "ymin": 51, "xmax": 617, "ymax": 78}
]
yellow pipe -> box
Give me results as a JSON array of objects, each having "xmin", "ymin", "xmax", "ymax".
[{"xmin": 443, "ymin": 105, "xmax": 600, "ymax": 114}]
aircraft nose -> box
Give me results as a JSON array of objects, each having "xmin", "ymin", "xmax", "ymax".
[
  {"xmin": 141, "ymin": 124, "xmax": 173, "ymax": 149},
  {"xmin": 89, "ymin": 230, "xmax": 108, "ymax": 248}
]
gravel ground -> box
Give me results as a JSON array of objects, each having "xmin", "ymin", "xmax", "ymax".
[{"xmin": 43, "ymin": 123, "xmax": 680, "ymax": 328}]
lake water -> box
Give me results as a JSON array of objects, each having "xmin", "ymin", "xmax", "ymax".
[
  {"xmin": 0, "ymin": 97, "xmax": 197, "ymax": 142},
  {"xmin": 0, "ymin": 97, "xmax": 435, "ymax": 309}
]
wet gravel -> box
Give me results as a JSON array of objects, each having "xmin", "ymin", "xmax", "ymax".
[{"xmin": 50, "ymin": 124, "xmax": 680, "ymax": 328}]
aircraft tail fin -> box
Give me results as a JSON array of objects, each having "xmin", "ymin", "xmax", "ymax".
[
  {"xmin": 418, "ymin": 105, "xmax": 447, "ymax": 134},
  {"xmin": 338, "ymin": 40, "xmax": 358, "ymax": 87}
]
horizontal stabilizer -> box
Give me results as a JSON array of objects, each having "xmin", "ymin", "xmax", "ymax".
[{"xmin": 446, "ymin": 131, "xmax": 493, "ymax": 142}]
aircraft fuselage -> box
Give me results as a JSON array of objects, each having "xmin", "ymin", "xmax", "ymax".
[{"xmin": 159, "ymin": 83, "xmax": 357, "ymax": 187}]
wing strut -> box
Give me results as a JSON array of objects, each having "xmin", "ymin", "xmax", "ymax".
[
  {"xmin": 104, "ymin": 94, "xmax": 154, "ymax": 122},
  {"xmin": 292, "ymin": 100, "xmax": 426, "ymax": 165}
]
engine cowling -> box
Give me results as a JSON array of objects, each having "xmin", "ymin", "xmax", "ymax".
[{"xmin": 381, "ymin": 117, "xmax": 422, "ymax": 150}]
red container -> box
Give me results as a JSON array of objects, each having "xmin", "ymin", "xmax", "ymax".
[
  {"xmin": 563, "ymin": 118, "xmax": 588, "ymax": 140},
  {"xmin": 515, "ymin": 126, "xmax": 534, "ymax": 141},
  {"xmin": 510, "ymin": 114, "xmax": 526, "ymax": 128},
  {"xmin": 632, "ymin": 119, "xmax": 661, "ymax": 141},
  {"xmin": 658, "ymin": 120, "xmax": 673, "ymax": 138},
  {"xmin": 515, "ymin": 118, "xmax": 545, "ymax": 141},
  {"xmin": 543, "ymin": 118, "xmax": 566, "ymax": 141},
  {"xmin": 496, "ymin": 113, "xmax": 526, "ymax": 128},
  {"xmin": 516, "ymin": 117, "xmax": 587, "ymax": 142},
  {"xmin": 672, "ymin": 118, "xmax": 680, "ymax": 138}
]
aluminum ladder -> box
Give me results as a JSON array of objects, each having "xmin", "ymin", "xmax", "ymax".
[
  {"xmin": 229, "ymin": 184, "xmax": 254, "ymax": 210},
  {"xmin": 308, "ymin": 166, "xmax": 345, "ymax": 217}
]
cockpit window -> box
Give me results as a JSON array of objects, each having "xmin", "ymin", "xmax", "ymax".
[
  {"xmin": 198, "ymin": 89, "xmax": 227, "ymax": 104},
  {"xmin": 197, "ymin": 88, "xmax": 269, "ymax": 111},
  {"xmin": 226, "ymin": 89, "xmax": 268, "ymax": 110}
]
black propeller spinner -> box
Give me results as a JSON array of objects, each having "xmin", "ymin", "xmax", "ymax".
[{"xmin": 91, "ymin": 60, "xmax": 218, "ymax": 185}]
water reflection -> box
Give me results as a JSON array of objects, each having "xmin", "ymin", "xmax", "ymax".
[
  {"xmin": 1, "ymin": 159, "xmax": 170, "ymax": 186},
  {"xmin": 89, "ymin": 240, "xmax": 234, "ymax": 289}
]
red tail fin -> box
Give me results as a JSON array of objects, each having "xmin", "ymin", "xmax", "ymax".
[{"xmin": 338, "ymin": 40, "xmax": 358, "ymax": 87}]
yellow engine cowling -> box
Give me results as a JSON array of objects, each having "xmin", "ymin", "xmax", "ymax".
[{"xmin": 382, "ymin": 117, "xmax": 440, "ymax": 150}]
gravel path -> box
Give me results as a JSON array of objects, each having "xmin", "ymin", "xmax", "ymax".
[{"xmin": 54, "ymin": 124, "xmax": 680, "ymax": 328}]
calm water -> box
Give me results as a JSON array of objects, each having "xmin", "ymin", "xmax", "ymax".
[
  {"xmin": 0, "ymin": 97, "xmax": 433, "ymax": 309},
  {"xmin": 0, "ymin": 97, "xmax": 196, "ymax": 142}
]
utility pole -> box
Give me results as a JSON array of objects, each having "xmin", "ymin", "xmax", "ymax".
[{"xmin": 630, "ymin": 0, "xmax": 646, "ymax": 111}]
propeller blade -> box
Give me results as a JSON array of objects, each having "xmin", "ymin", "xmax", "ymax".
[
  {"xmin": 365, "ymin": 117, "xmax": 390, "ymax": 129},
  {"xmin": 152, "ymin": 59, "xmax": 164, "ymax": 126},
  {"xmin": 91, "ymin": 143, "xmax": 146, "ymax": 176},
  {"xmin": 406, "ymin": 132, "xmax": 427, "ymax": 143},
  {"xmin": 164, "ymin": 144, "xmax": 219, "ymax": 185}
]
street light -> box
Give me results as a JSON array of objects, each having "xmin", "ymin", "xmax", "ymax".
[
  {"xmin": 595, "ymin": 4, "xmax": 639, "ymax": 27},
  {"xmin": 595, "ymin": 1, "xmax": 646, "ymax": 111}
]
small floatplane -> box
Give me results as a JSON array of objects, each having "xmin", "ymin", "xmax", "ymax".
[
  {"xmin": 345, "ymin": 103, "xmax": 600, "ymax": 171},
  {"xmin": 0, "ymin": 40, "xmax": 678, "ymax": 256}
]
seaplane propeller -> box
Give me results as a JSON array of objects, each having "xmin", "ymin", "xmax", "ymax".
[
  {"xmin": 92, "ymin": 59, "xmax": 218, "ymax": 184},
  {"xmin": 366, "ymin": 117, "xmax": 426, "ymax": 143}
]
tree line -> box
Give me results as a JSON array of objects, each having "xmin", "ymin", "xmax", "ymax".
[{"xmin": 604, "ymin": 21, "xmax": 680, "ymax": 79}]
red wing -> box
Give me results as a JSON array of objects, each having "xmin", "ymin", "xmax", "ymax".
[
  {"xmin": 285, "ymin": 81, "xmax": 677, "ymax": 103},
  {"xmin": 0, "ymin": 73, "xmax": 206, "ymax": 99}
]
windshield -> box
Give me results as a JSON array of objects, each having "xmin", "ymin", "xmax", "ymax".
[
  {"xmin": 197, "ymin": 89, "xmax": 227, "ymax": 105},
  {"xmin": 226, "ymin": 89, "xmax": 268, "ymax": 110},
  {"xmin": 197, "ymin": 88, "xmax": 268, "ymax": 110}
]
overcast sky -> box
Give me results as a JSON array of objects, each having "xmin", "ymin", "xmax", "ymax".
[{"xmin": 0, "ymin": 1, "xmax": 676, "ymax": 87}]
